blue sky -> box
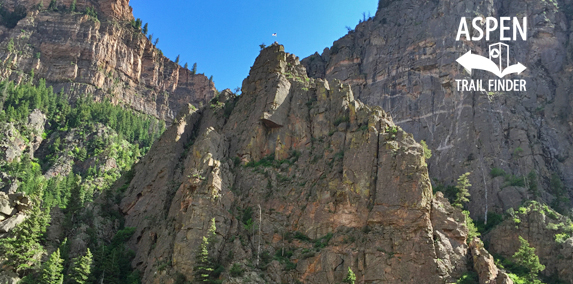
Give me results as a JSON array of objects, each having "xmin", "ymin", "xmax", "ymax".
[{"xmin": 131, "ymin": 0, "xmax": 378, "ymax": 91}]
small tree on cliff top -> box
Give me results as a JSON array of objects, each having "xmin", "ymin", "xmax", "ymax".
[{"xmin": 453, "ymin": 172, "xmax": 471, "ymax": 208}]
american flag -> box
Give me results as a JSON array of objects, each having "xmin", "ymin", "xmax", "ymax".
[{"xmin": 272, "ymin": 33, "xmax": 277, "ymax": 37}]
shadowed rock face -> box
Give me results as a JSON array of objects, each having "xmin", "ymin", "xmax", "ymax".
[
  {"xmin": 119, "ymin": 43, "xmax": 473, "ymax": 284},
  {"xmin": 0, "ymin": 0, "xmax": 215, "ymax": 121},
  {"xmin": 302, "ymin": 0, "xmax": 573, "ymax": 219}
]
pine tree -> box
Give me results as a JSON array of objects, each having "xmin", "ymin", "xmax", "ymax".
[
  {"xmin": 184, "ymin": 62, "xmax": 189, "ymax": 69},
  {"xmin": 453, "ymin": 172, "xmax": 471, "ymax": 208},
  {"xmin": 66, "ymin": 177, "xmax": 84, "ymax": 219},
  {"xmin": 193, "ymin": 218, "xmax": 217, "ymax": 282},
  {"xmin": 40, "ymin": 249, "xmax": 64, "ymax": 284},
  {"xmin": 191, "ymin": 63, "xmax": 197, "ymax": 75},
  {"xmin": 175, "ymin": 55, "xmax": 180, "ymax": 64},
  {"xmin": 154, "ymin": 38, "xmax": 159, "ymax": 46},
  {"xmin": 59, "ymin": 238, "xmax": 70, "ymax": 266},
  {"xmin": 70, "ymin": 0, "xmax": 76, "ymax": 12},
  {"xmin": 343, "ymin": 267, "xmax": 356, "ymax": 284},
  {"xmin": 0, "ymin": 195, "xmax": 50, "ymax": 273},
  {"xmin": 513, "ymin": 236, "xmax": 545, "ymax": 282},
  {"xmin": 142, "ymin": 23, "xmax": 148, "ymax": 35},
  {"xmin": 48, "ymin": 0, "xmax": 57, "ymax": 11},
  {"xmin": 70, "ymin": 248, "xmax": 93, "ymax": 284},
  {"xmin": 209, "ymin": 76, "xmax": 213, "ymax": 85},
  {"xmin": 193, "ymin": 236, "xmax": 213, "ymax": 282}
]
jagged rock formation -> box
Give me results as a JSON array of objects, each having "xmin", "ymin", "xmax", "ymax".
[
  {"xmin": 468, "ymin": 238, "xmax": 513, "ymax": 284},
  {"xmin": 0, "ymin": 192, "xmax": 32, "ymax": 234},
  {"xmin": 119, "ymin": 43, "xmax": 477, "ymax": 284},
  {"xmin": 302, "ymin": 0, "xmax": 573, "ymax": 218},
  {"xmin": 485, "ymin": 202, "xmax": 573, "ymax": 282},
  {"xmin": 0, "ymin": 0, "xmax": 215, "ymax": 121}
]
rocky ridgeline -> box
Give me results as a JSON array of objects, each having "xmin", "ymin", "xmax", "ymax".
[
  {"xmin": 0, "ymin": 0, "xmax": 214, "ymax": 122},
  {"xmin": 116, "ymin": 43, "xmax": 510, "ymax": 284},
  {"xmin": 302, "ymin": 0, "xmax": 573, "ymax": 219}
]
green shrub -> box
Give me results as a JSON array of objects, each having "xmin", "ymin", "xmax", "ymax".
[
  {"xmin": 555, "ymin": 233, "xmax": 569, "ymax": 244},
  {"xmin": 229, "ymin": 263, "xmax": 243, "ymax": 277},
  {"xmin": 314, "ymin": 233, "xmax": 333, "ymax": 249},
  {"xmin": 294, "ymin": 231, "xmax": 311, "ymax": 242},
  {"xmin": 456, "ymin": 271, "xmax": 479, "ymax": 284},
  {"xmin": 420, "ymin": 140, "xmax": 432, "ymax": 160},
  {"xmin": 333, "ymin": 115, "xmax": 350, "ymax": 126},
  {"xmin": 490, "ymin": 167, "xmax": 506, "ymax": 178},
  {"xmin": 476, "ymin": 212, "xmax": 504, "ymax": 234}
]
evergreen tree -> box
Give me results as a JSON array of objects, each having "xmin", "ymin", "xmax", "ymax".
[
  {"xmin": 513, "ymin": 236, "xmax": 545, "ymax": 282},
  {"xmin": 154, "ymin": 38, "xmax": 159, "ymax": 46},
  {"xmin": 58, "ymin": 238, "xmax": 70, "ymax": 266},
  {"xmin": 453, "ymin": 172, "xmax": 471, "ymax": 208},
  {"xmin": 40, "ymin": 248, "xmax": 64, "ymax": 284},
  {"xmin": 70, "ymin": 248, "xmax": 93, "ymax": 284},
  {"xmin": 527, "ymin": 170, "xmax": 539, "ymax": 198},
  {"xmin": 70, "ymin": 0, "xmax": 76, "ymax": 12},
  {"xmin": 191, "ymin": 63, "xmax": 197, "ymax": 74},
  {"xmin": 148, "ymin": 34, "xmax": 153, "ymax": 42},
  {"xmin": 259, "ymin": 43, "xmax": 266, "ymax": 50},
  {"xmin": 48, "ymin": 0, "xmax": 58, "ymax": 11},
  {"xmin": 343, "ymin": 267, "xmax": 356, "ymax": 284},
  {"xmin": 209, "ymin": 75, "xmax": 213, "ymax": 85},
  {"xmin": 175, "ymin": 55, "xmax": 180, "ymax": 64},
  {"xmin": 193, "ymin": 218, "xmax": 217, "ymax": 282},
  {"xmin": 0, "ymin": 195, "xmax": 50, "ymax": 273},
  {"xmin": 194, "ymin": 236, "xmax": 213, "ymax": 282},
  {"xmin": 77, "ymin": 147, "xmax": 87, "ymax": 161},
  {"xmin": 184, "ymin": 62, "xmax": 189, "ymax": 69},
  {"xmin": 142, "ymin": 23, "xmax": 148, "ymax": 35},
  {"xmin": 66, "ymin": 176, "xmax": 84, "ymax": 219}
]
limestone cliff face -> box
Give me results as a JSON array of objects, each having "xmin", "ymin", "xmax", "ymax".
[
  {"xmin": 302, "ymin": 0, "xmax": 573, "ymax": 218},
  {"xmin": 119, "ymin": 44, "xmax": 474, "ymax": 284},
  {"xmin": 0, "ymin": 0, "xmax": 215, "ymax": 121}
]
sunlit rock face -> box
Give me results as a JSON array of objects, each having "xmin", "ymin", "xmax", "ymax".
[
  {"xmin": 119, "ymin": 43, "xmax": 472, "ymax": 284},
  {"xmin": 302, "ymin": 0, "xmax": 573, "ymax": 219},
  {"xmin": 0, "ymin": 0, "xmax": 215, "ymax": 122}
]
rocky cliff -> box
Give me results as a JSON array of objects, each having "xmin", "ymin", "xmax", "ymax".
[
  {"xmin": 117, "ymin": 43, "xmax": 482, "ymax": 284},
  {"xmin": 485, "ymin": 201, "xmax": 573, "ymax": 282},
  {"xmin": 302, "ymin": 0, "xmax": 573, "ymax": 219},
  {"xmin": 0, "ymin": 0, "xmax": 215, "ymax": 121}
]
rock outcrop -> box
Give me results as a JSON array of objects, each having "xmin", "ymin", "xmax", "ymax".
[
  {"xmin": 302, "ymin": 0, "xmax": 573, "ymax": 218},
  {"xmin": 0, "ymin": 192, "xmax": 32, "ymax": 235},
  {"xmin": 119, "ymin": 43, "xmax": 476, "ymax": 284},
  {"xmin": 0, "ymin": 0, "xmax": 215, "ymax": 122},
  {"xmin": 485, "ymin": 202, "xmax": 573, "ymax": 282},
  {"xmin": 469, "ymin": 238, "xmax": 513, "ymax": 284}
]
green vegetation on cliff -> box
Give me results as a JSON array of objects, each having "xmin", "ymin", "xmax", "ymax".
[{"xmin": 0, "ymin": 78, "xmax": 166, "ymax": 283}]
